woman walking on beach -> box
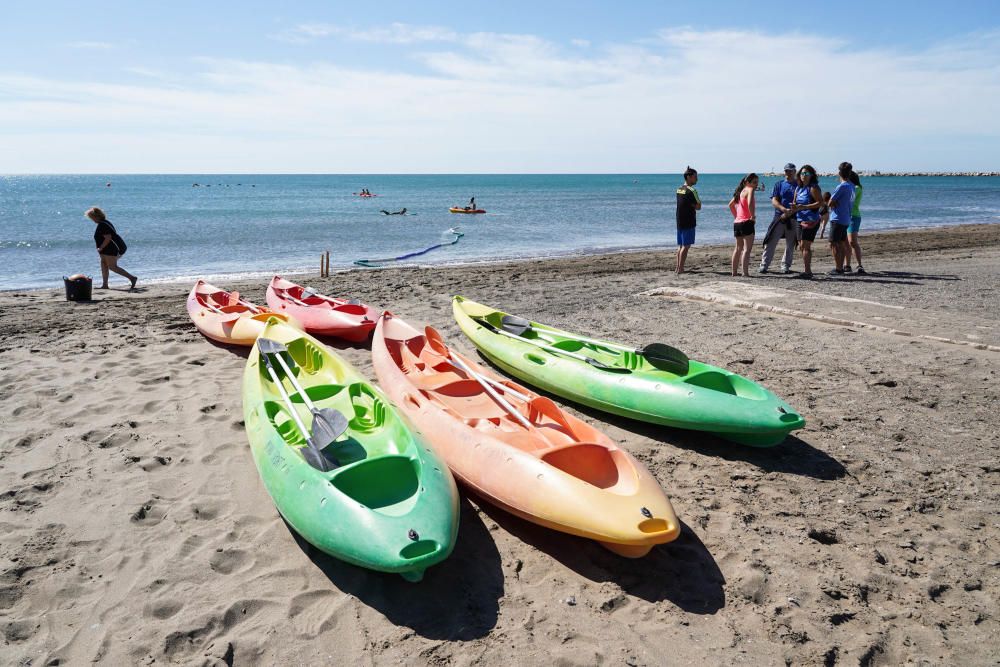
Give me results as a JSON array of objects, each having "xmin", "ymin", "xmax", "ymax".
[
  {"xmin": 790, "ymin": 165, "xmax": 824, "ymax": 277},
  {"xmin": 728, "ymin": 173, "xmax": 758, "ymax": 277},
  {"xmin": 86, "ymin": 207, "xmax": 137, "ymax": 290},
  {"xmin": 846, "ymin": 171, "xmax": 865, "ymax": 274}
]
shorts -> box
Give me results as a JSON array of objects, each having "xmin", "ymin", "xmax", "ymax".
[
  {"xmin": 800, "ymin": 224, "xmax": 819, "ymax": 242},
  {"xmin": 676, "ymin": 227, "xmax": 696, "ymax": 247},
  {"xmin": 848, "ymin": 215, "xmax": 862, "ymax": 234},
  {"xmin": 829, "ymin": 222, "xmax": 848, "ymax": 243},
  {"xmin": 733, "ymin": 220, "xmax": 755, "ymax": 237}
]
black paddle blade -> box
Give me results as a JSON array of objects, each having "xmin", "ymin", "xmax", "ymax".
[
  {"xmin": 300, "ymin": 444, "xmax": 336, "ymax": 472},
  {"xmin": 257, "ymin": 337, "xmax": 287, "ymax": 356},
  {"xmin": 641, "ymin": 343, "xmax": 690, "ymax": 375},
  {"xmin": 500, "ymin": 314, "xmax": 532, "ymax": 335},
  {"xmin": 310, "ymin": 408, "xmax": 349, "ymax": 448},
  {"xmin": 584, "ymin": 356, "xmax": 630, "ymax": 373}
]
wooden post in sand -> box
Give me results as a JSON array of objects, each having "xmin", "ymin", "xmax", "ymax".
[{"xmin": 325, "ymin": 251, "xmax": 330, "ymax": 277}]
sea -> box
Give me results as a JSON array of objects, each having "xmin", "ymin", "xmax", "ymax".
[{"xmin": 2, "ymin": 174, "xmax": 998, "ymax": 291}]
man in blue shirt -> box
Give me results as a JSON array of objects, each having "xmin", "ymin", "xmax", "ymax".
[
  {"xmin": 758, "ymin": 162, "xmax": 799, "ymax": 274},
  {"xmin": 827, "ymin": 161, "xmax": 856, "ymax": 275}
]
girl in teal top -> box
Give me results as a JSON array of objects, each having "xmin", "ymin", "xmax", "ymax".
[{"xmin": 847, "ymin": 172, "xmax": 865, "ymax": 274}]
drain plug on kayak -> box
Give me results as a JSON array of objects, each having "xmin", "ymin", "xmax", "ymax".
[
  {"xmin": 640, "ymin": 507, "xmax": 652, "ymax": 518},
  {"xmin": 408, "ymin": 529, "xmax": 419, "ymax": 541}
]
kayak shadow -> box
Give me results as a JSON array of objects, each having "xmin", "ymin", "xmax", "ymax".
[
  {"xmin": 288, "ymin": 495, "xmax": 503, "ymax": 640},
  {"xmin": 312, "ymin": 333, "xmax": 373, "ymax": 352},
  {"xmin": 471, "ymin": 495, "xmax": 725, "ymax": 614},
  {"xmin": 200, "ymin": 336, "xmax": 251, "ymax": 359},
  {"xmin": 473, "ymin": 352, "xmax": 845, "ymax": 481}
]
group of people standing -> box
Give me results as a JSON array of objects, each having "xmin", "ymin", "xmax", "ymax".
[{"xmin": 675, "ymin": 163, "xmax": 864, "ymax": 279}]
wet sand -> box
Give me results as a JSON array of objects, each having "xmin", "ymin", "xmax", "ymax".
[{"xmin": 1, "ymin": 223, "xmax": 998, "ymax": 665}]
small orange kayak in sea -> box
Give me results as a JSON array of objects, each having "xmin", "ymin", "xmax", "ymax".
[
  {"xmin": 449, "ymin": 207, "xmax": 486, "ymax": 214},
  {"xmin": 371, "ymin": 312, "xmax": 680, "ymax": 557},
  {"xmin": 265, "ymin": 276, "xmax": 378, "ymax": 342},
  {"xmin": 187, "ymin": 280, "xmax": 300, "ymax": 346}
]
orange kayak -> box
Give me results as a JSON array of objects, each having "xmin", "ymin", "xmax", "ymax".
[
  {"xmin": 449, "ymin": 207, "xmax": 486, "ymax": 214},
  {"xmin": 186, "ymin": 280, "xmax": 300, "ymax": 346},
  {"xmin": 371, "ymin": 312, "xmax": 680, "ymax": 557},
  {"xmin": 265, "ymin": 276, "xmax": 378, "ymax": 342}
]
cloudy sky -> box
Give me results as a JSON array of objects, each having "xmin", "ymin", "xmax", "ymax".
[{"xmin": 2, "ymin": 0, "xmax": 998, "ymax": 173}]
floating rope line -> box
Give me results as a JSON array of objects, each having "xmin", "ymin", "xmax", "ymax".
[{"xmin": 354, "ymin": 228, "xmax": 464, "ymax": 268}]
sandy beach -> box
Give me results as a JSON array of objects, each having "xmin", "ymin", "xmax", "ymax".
[{"xmin": 1, "ymin": 223, "xmax": 998, "ymax": 665}]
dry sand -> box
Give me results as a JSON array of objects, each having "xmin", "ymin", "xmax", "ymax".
[{"xmin": 1, "ymin": 224, "xmax": 998, "ymax": 665}]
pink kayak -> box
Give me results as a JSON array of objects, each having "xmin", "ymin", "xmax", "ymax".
[{"xmin": 265, "ymin": 276, "xmax": 379, "ymax": 342}]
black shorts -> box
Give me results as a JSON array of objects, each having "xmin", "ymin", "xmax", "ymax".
[
  {"xmin": 829, "ymin": 223, "xmax": 848, "ymax": 243},
  {"xmin": 733, "ymin": 220, "xmax": 755, "ymax": 237},
  {"xmin": 800, "ymin": 224, "xmax": 819, "ymax": 242}
]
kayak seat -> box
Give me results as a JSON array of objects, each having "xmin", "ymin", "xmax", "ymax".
[
  {"xmin": 541, "ymin": 444, "xmax": 638, "ymax": 493},
  {"xmin": 330, "ymin": 454, "xmax": 419, "ymax": 517},
  {"xmin": 684, "ymin": 371, "xmax": 768, "ymax": 400},
  {"xmin": 285, "ymin": 338, "xmax": 329, "ymax": 376},
  {"xmin": 346, "ymin": 383, "xmax": 388, "ymax": 433}
]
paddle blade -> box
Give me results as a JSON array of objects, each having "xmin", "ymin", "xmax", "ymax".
[
  {"xmin": 641, "ymin": 343, "xmax": 690, "ymax": 375},
  {"xmin": 300, "ymin": 443, "xmax": 336, "ymax": 472},
  {"xmin": 310, "ymin": 408, "xmax": 349, "ymax": 449},
  {"xmin": 423, "ymin": 325, "xmax": 449, "ymax": 357},
  {"xmin": 500, "ymin": 314, "xmax": 532, "ymax": 335},
  {"xmin": 257, "ymin": 337, "xmax": 288, "ymax": 356},
  {"xmin": 585, "ymin": 356, "xmax": 630, "ymax": 373}
]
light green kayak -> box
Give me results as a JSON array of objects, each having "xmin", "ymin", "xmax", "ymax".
[
  {"xmin": 453, "ymin": 296, "xmax": 805, "ymax": 447},
  {"xmin": 242, "ymin": 318, "xmax": 459, "ymax": 581}
]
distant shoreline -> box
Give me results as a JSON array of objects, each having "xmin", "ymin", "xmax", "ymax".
[{"xmin": 763, "ymin": 171, "xmax": 1000, "ymax": 177}]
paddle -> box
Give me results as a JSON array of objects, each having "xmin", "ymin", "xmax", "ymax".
[
  {"xmin": 423, "ymin": 326, "xmax": 535, "ymax": 431},
  {"xmin": 201, "ymin": 300, "xmax": 242, "ymax": 323},
  {"xmin": 422, "ymin": 334, "xmax": 533, "ymax": 402},
  {"xmin": 475, "ymin": 319, "xmax": 629, "ymax": 373},
  {"xmin": 257, "ymin": 338, "xmax": 346, "ymax": 471},
  {"xmin": 302, "ymin": 286, "xmax": 362, "ymax": 307},
  {"xmin": 500, "ymin": 314, "xmax": 690, "ymax": 375}
]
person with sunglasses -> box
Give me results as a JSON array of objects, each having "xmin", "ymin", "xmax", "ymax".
[
  {"xmin": 758, "ymin": 162, "xmax": 799, "ymax": 274},
  {"xmin": 790, "ymin": 165, "xmax": 824, "ymax": 278}
]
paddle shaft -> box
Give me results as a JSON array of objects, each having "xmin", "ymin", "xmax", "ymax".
[
  {"xmin": 259, "ymin": 352, "xmax": 315, "ymax": 447},
  {"xmin": 446, "ymin": 352, "xmax": 535, "ymax": 431},
  {"xmin": 270, "ymin": 352, "xmax": 319, "ymax": 412},
  {"xmin": 488, "ymin": 324, "xmax": 608, "ymax": 366}
]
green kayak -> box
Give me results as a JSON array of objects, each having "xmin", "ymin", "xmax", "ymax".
[
  {"xmin": 242, "ymin": 318, "xmax": 459, "ymax": 581},
  {"xmin": 453, "ymin": 297, "xmax": 805, "ymax": 447}
]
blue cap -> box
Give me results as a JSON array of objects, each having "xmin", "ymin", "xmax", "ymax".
[{"xmin": 784, "ymin": 163, "xmax": 796, "ymax": 171}]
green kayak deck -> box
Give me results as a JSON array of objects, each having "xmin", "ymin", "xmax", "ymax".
[
  {"xmin": 242, "ymin": 319, "xmax": 459, "ymax": 581},
  {"xmin": 453, "ymin": 296, "xmax": 805, "ymax": 447}
]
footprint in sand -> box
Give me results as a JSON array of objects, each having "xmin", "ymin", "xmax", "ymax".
[
  {"xmin": 131, "ymin": 499, "xmax": 167, "ymax": 526},
  {"xmin": 208, "ymin": 548, "xmax": 253, "ymax": 575},
  {"xmin": 145, "ymin": 598, "xmax": 185, "ymax": 620}
]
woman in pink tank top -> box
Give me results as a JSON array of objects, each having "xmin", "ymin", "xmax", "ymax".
[{"xmin": 727, "ymin": 173, "xmax": 758, "ymax": 276}]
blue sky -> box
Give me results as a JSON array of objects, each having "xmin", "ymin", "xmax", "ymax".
[{"xmin": 2, "ymin": 1, "xmax": 998, "ymax": 172}]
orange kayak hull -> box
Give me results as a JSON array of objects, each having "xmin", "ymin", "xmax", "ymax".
[
  {"xmin": 371, "ymin": 313, "xmax": 680, "ymax": 555},
  {"xmin": 186, "ymin": 280, "xmax": 301, "ymax": 346}
]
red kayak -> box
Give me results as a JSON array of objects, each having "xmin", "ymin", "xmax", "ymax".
[{"xmin": 265, "ymin": 276, "xmax": 378, "ymax": 342}]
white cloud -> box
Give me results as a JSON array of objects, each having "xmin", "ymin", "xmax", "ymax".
[
  {"xmin": 271, "ymin": 22, "xmax": 457, "ymax": 45},
  {"xmin": 3, "ymin": 27, "xmax": 999, "ymax": 172},
  {"xmin": 66, "ymin": 41, "xmax": 115, "ymax": 50}
]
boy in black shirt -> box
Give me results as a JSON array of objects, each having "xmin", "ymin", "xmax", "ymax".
[{"xmin": 675, "ymin": 166, "xmax": 701, "ymax": 274}]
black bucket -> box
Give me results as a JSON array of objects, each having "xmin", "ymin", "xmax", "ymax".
[{"xmin": 64, "ymin": 274, "xmax": 93, "ymax": 301}]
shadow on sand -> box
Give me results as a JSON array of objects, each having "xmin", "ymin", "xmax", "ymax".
[
  {"xmin": 474, "ymin": 353, "xmax": 846, "ymax": 481},
  {"xmin": 472, "ymin": 495, "xmax": 725, "ymax": 614},
  {"xmin": 289, "ymin": 495, "xmax": 504, "ymax": 640}
]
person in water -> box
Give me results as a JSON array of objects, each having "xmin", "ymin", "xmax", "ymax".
[
  {"xmin": 675, "ymin": 166, "xmax": 701, "ymax": 274},
  {"xmin": 86, "ymin": 207, "xmax": 137, "ymax": 290},
  {"xmin": 380, "ymin": 208, "xmax": 407, "ymax": 215},
  {"xmin": 846, "ymin": 170, "xmax": 865, "ymax": 274},
  {"xmin": 826, "ymin": 162, "xmax": 856, "ymax": 275},
  {"xmin": 728, "ymin": 173, "xmax": 758, "ymax": 277},
  {"xmin": 759, "ymin": 163, "xmax": 799, "ymax": 274}
]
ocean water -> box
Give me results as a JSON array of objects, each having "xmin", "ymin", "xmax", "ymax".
[{"xmin": 2, "ymin": 174, "xmax": 998, "ymax": 290}]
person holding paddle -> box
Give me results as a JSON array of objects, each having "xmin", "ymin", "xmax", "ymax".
[{"xmin": 86, "ymin": 207, "xmax": 137, "ymax": 290}]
